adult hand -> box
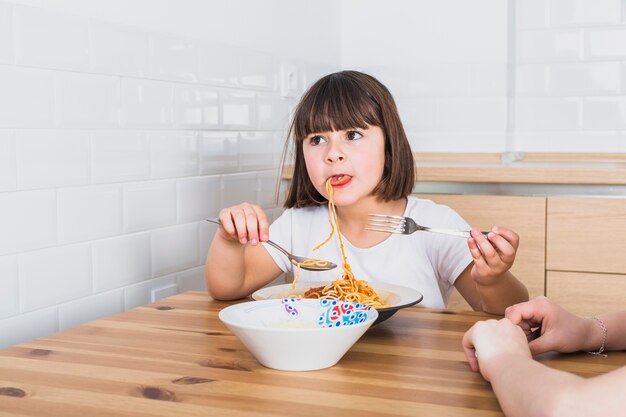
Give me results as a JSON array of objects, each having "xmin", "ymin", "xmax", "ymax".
[
  {"xmin": 504, "ymin": 296, "xmax": 594, "ymax": 356},
  {"xmin": 462, "ymin": 318, "xmax": 531, "ymax": 381}
]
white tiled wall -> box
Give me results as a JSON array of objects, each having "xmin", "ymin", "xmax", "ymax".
[
  {"xmin": 514, "ymin": 0, "xmax": 626, "ymax": 151},
  {"xmin": 341, "ymin": 0, "xmax": 626, "ymax": 153},
  {"xmin": 0, "ymin": 0, "xmax": 338, "ymax": 348}
]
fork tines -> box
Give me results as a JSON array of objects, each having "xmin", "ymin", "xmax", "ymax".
[{"xmin": 365, "ymin": 213, "xmax": 405, "ymax": 234}]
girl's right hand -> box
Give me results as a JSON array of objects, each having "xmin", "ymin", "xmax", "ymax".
[
  {"xmin": 217, "ymin": 203, "xmax": 269, "ymax": 246},
  {"xmin": 504, "ymin": 296, "xmax": 596, "ymax": 356}
]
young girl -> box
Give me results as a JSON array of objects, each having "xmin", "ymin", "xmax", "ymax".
[{"xmin": 205, "ymin": 70, "xmax": 528, "ymax": 314}]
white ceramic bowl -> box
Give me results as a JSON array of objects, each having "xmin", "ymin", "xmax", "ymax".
[{"xmin": 219, "ymin": 298, "xmax": 378, "ymax": 371}]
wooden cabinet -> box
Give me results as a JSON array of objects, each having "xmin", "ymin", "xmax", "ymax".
[
  {"xmin": 546, "ymin": 197, "xmax": 626, "ymax": 316},
  {"xmin": 415, "ymin": 194, "xmax": 546, "ymax": 311}
]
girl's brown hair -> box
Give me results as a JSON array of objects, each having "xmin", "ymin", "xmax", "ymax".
[{"xmin": 282, "ymin": 70, "xmax": 415, "ymax": 208}]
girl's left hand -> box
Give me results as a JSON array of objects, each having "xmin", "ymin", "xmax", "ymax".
[{"xmin": 467, "ymin": 226, "xmax": 519, "ymax": 286}]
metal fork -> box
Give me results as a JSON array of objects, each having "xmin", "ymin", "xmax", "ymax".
[{"xmin": 366, "ymin": 214, "xmax": 489, "ymax": 239}]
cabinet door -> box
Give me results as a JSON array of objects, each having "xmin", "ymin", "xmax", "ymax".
[
  {"xmin": 547, "ymin": 271, "xmax": 626, "ymax": 317},
  {"xmin": 547, "ymin": 197, "xmax": 626, "ymax": 274},
  {"xmin": 415, "ymin": 194, "xmax": 546, "ymax": 311}
]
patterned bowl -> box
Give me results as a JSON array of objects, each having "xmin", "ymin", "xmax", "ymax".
[{"xmin": 219, "ymin": 298, "xmax": 378, "ymax": 371}]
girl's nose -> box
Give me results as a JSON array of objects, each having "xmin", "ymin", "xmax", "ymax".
[
  {"xmin": 325, "ymin": 140, "xmax": 345, "ymax": 163},
  {"xmin": 326, "ymin": 151, "xmax": 345, "ymax": 163}
]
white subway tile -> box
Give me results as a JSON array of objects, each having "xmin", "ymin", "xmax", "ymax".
[
  {"xmin": 516, "ymin": 64, "xmax": 549, "ymax": 96},
  {"xmin": 586, "ymin": 28, "xmax": 626, "ymax": 59},
  {"xmin": 583, "ymin": 97, "xmax": 626, "ymax": 129},
  {"xmin": 149, "ymin": 32, "xmax": 198, "ymax": 82},
  {"xmin": 124, "ymin": 274, "xmax": 176, "ymax": 309},
  {"xmin": 151, "ymin": 223, "xmax": 199, "ymax": 277},
  {"xmin": 173, "ymin": 84, "xmax": 219, "ymax": 128},
  {"xmin": 516, "ymin": 131, "xmax": 625, "ymax": 152},
  {"xmin": 0, "ymin": 306, "xmax": 58, "ymax": 348},
  {"xmin": 121, "ymin": 78, "xmax": 173, "ymax": 128},
  {"xmin": 55, "ymin": 72, "xmax": 120, "ymax": 127},
  {"xmin": 517, "ymin": 30, "xmax": 582, "ymax": 63},
  {"xmin": 198, "ymin": 40, "xmax": 239, "ymax": 86},
  {"xmin": 258, "ymin": 170, "xmax": 280, "ymax": 209},
  {"xmin": 0, "ymin": 130, "xmax": 16, "ymax": 191},
  {"xmin": 177, "ymin": 266, "xmax": 206, "ymax": 292},
  {"xmin": 550, "ymin": 0, "xmax": 621, "ymax": 26},
  {"xmin": 14, "ymin": 5, "xmax": 89, "ymax": 71},
  {"xmin": 0, "ymin": 190, "xmax": 56, "ymax": 256},
  {"xmin": 515, "ymin": 98, "xmax": 581, "ymax": 130},
  {"xmin": 469, "ymin": 64, "xmax": 507, "ymax": 96},
  {"xmin": 0, "ymin": 255, "xmax": 18, "ymax": 319},
  {"xmin": 516, "ymin": 0, "xmax": 548, "ymax": 28},
  {"xmin": 257, "ymin": 92, "xmax": 290, "ymax": 130},
  {"xmin": 0, "ymin": 66, "xmax": 54, "ymax": 128},
  {"xmin": 58, "ymin": 185, "xmax": 122, "ymax": 244},
  {"xmin": 123, "ymin": 180, "xmax": 176, "ymax": 233},
  {"xmin": 16, "ymin": 130, "xmax": 90, "ymax": 190},
  {"xmin": 198, "ymin": 132, "xmax": 238, "ymax": 175},
  {"xmin": 177, "ymin": 176, "xmax": 221, "ymax": 223},
  {"xmin": 0, "ymin": 2, "xmax": 13, "ymax": 64},
  {"xmin": 92, "ymin": 233, "xmax": 151, "ymax": 293},
  {"xmin": 407, "ymin": 132, "xmax": 506, "ymax": 153},
  {"xmin": 90, "ymin": 20, "xmax": 149, "ymax": 77},
  {"xmin": 150, "ymin": 131, "xmax": 198, "ymax": 179},
  {"xmin": 239, "ymin": 132, "xmax": 277, "ymax": 171},
  {"xmin": 239, "ymin": 49, "xmax": 276, "ymax": 89},
  {"xmin": 58, "ymin": 289, "xmax": 124, "ymax": 330},
  {"xmin": 19, "ymin": 243, "xmax": 92, "ymax": 312},
  {"xmin": 437, "ymin": 98, "xmax": 507, "ymax": 132},
  {"xmin": 221, "ymin": 90, "xmax": 256, "ymax": 128},
  {"xmin": 549, "ymin": 62, "xmax": 622, "ymax": 95},
  {"xmin": 221, "ymin": 172, "xmax": 258, "ymax": 207},
  {"xmin": 92, "ymin": 131, "xmax": 150, "ymax": 184},
  {"xmin": 408, "ymin": 64, "xmax": 469, "ymax": 97},
  {"xmin": 396, "ymin": 98, "xmax": 438, "ymax": 131}
]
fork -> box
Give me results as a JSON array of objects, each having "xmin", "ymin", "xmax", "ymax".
[{"xmin": 366, "ymin": 214, "xmax": 489, "ymax": 239}]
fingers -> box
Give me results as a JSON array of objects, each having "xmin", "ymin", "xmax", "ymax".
[
  {"xmin": 218, "ymin": 203, "xmax": 269, "ymax": 246},
  {"xmin": 504, "ymin": 296, "xmax": 551, "ymax": 326},
  {"xmin": 462, "ymin": 326, "xmax": 480, "ymax": 372}
]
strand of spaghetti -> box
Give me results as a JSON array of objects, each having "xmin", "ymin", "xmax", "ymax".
[{"xmin": 312, "ymin": 182, "xmax": 335, "ymax": 251}]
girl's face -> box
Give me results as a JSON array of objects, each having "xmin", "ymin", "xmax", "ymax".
[{"xmin": 302, "ymin": 125, "xmax": 385, "ymax": 207}]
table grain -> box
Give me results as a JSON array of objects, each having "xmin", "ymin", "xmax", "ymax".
[{"xmin": 1, "ymin": 291, "xmax": 624, "ymax": 417}]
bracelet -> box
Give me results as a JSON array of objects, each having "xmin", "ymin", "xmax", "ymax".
[{"xmin": 587, "ymin": 317, "xmax": 607, "ymax": 357}]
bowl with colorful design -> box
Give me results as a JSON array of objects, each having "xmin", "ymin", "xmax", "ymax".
[{"xmin": 218, "ymin": 298, "xmax": 378, "ymax": 371}]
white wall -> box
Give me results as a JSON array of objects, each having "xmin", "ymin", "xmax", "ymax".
[
  {"xmin": 341, "ymin": 0, "xmax": 626, "ymax": 153},
  {"xmin": 0, "ymin": 0, "xmax": 339, "ymax": 348},
  {"xmin": 341, "ymin": 0, "xmax": 511, "ymax": 153},
  {"xmin": 514, "ymin": 0, "xmax": 626, "ymax": 152}
]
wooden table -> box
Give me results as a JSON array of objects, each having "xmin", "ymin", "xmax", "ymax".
[{"xmin": 1, "ymin": 291, "xmax": 624, "ymax": 416}]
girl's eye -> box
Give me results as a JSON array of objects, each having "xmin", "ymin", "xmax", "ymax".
[
  {"xmin": 308, "ymin": 135, "xmax": 326, "ymax": 146},
  {"xmin": 347, "ymin": 130, "xmax": 363, "ymax": 141}
]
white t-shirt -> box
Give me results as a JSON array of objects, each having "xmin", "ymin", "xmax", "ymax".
[{"xmin": 263, "ymin": 196, "xmax": 473, "ymax": 308}]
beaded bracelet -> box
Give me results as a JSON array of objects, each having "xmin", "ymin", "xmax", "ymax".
[{"xmin": 587, "ymin": 317, "xmax": 607, "ymax": 358}]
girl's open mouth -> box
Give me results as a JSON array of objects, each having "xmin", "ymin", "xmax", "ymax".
[{"xmin": 330, "ymin": 175, "xmax": 352, "ymax": 186}]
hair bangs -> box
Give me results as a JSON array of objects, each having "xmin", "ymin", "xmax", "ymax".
[{"xmin": 293, "ymin": 76, "xmax": 383, "ymax": 140}]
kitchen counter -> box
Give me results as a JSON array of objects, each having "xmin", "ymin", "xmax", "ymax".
[{"xmin": 1, "ymin": 291, "xmax": 624, "ymax": 416}]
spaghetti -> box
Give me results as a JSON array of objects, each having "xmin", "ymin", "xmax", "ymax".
[{"xmin": 292, "ymin": 179, "xmax": 389, "ymax": 309}]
